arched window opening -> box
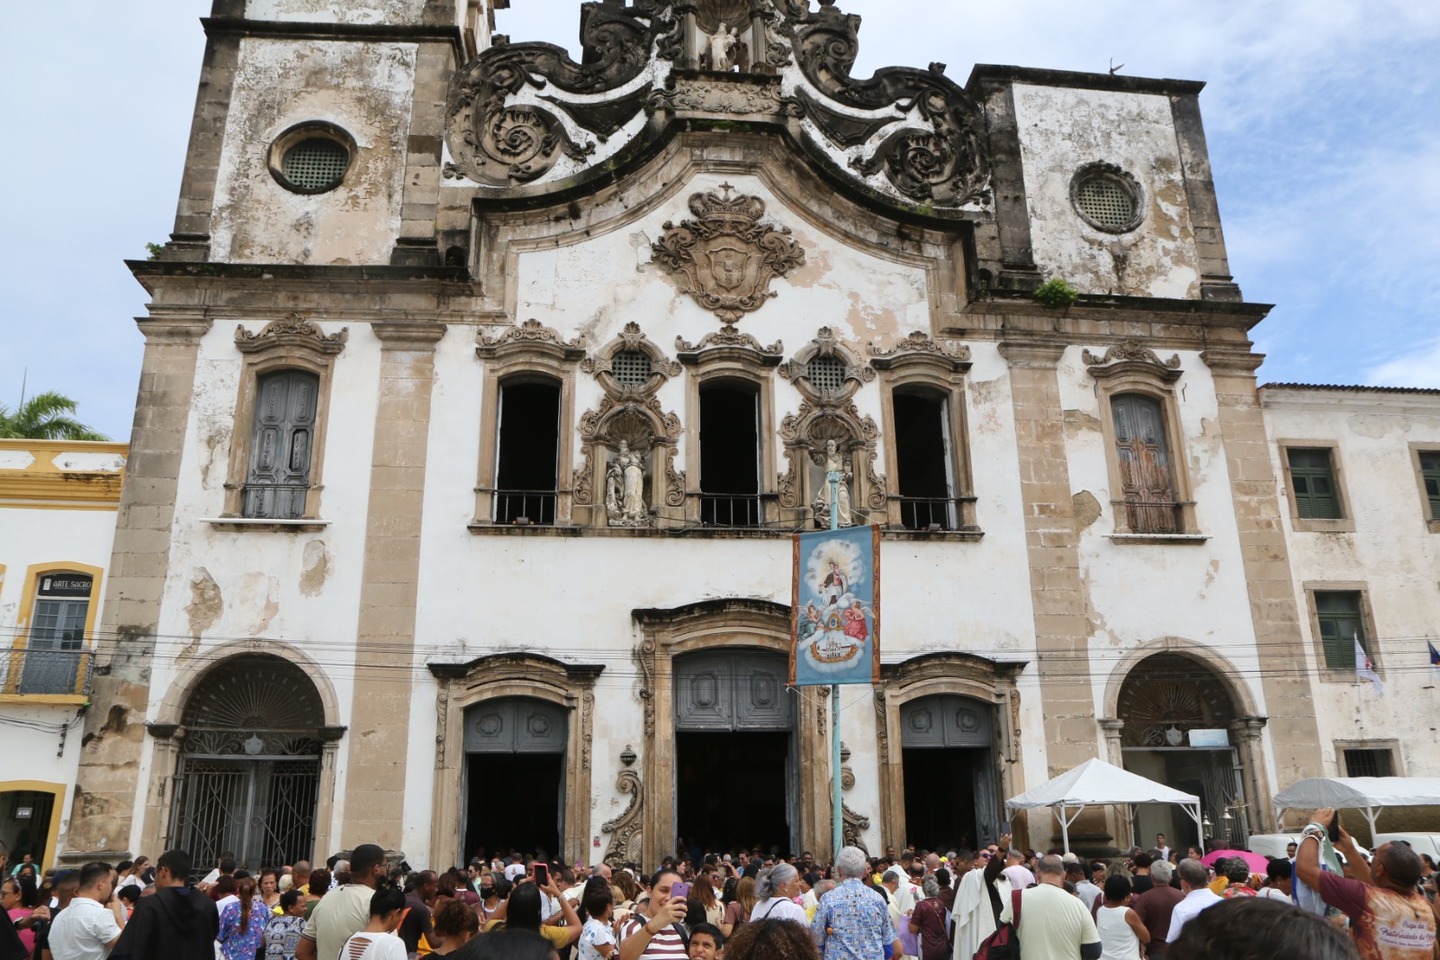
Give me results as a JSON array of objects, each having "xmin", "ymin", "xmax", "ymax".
[
  {"xmin": 494, "ymin": 379, "xmax": 562, "ymax": 525},
  {"xmin": 243, "ymin": 369, "xmax": 319, "ymax": 520},
  {"xmin": 699, "ymin": 380, "xmax": 761, "ymax": 527}
]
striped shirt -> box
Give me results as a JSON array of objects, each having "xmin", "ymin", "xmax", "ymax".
[{"xmin": 618, "ymin": 914, "xmax": 687, "ymax": 959}]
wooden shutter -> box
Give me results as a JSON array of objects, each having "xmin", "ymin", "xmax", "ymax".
[
  {"xmin": 1112, "ymin": 394, "xmax": 1177, "ymax": 534},
  {"xmin": 244, "ymin": 370, "xmax": 319, "ymax": 519}
]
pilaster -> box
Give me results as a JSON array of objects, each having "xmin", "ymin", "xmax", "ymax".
[
  {"xmin": 1201, "ymin": 347, "xmax": 1322, "ymax": 790},
  {"xmin": 342, "ymin": 321, "xmax": 447, "ymax": 851},
  {"xmin": 998, "ymin": 339, "xmax": 1101, "ymax": 782},
  {"xmin": 63, "ymin": 317, "xmax": 211, "ymax": 862}
]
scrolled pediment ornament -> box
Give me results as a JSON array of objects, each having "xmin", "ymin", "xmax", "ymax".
[
  {"xmin": 869, "ymin": 330, "xmax": 972, "ymax": 365},
  {"xmin": 235, "ymin": 313, "xmax": 348, "ymax": 356},
  {"xmin": 1082, "ymin": 339, "xmax": 1183, "ymax": 382},
  {"xmin": 476, "ymin": 319, "xmax": 586, "ymax": 361},
  {"xmin": 651, "ymin": 185, "xmax": 806, "ymax": 324}
]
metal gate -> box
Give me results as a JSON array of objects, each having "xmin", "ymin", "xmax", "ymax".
[
  {"xmin": 171, "ymin": 752, "xmax": 320, "ymax": 874},
  {"xmin": 170, "ymin": 653, "xmax": 327, "ymax": 874}
]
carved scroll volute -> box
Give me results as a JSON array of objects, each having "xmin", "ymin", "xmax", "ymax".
[{"xmin": 602, "ymin": 768, "xmax": 644, "ymax": 867}]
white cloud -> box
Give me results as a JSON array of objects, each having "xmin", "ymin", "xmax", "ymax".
[{"xmin": 1365, "ymin": 339, "xmax": 1440, "ymax": 389}]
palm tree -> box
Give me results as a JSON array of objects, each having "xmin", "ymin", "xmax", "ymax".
[{"xmin": 0, "ymin": 391, "xmax": 109, "ymax": 441}]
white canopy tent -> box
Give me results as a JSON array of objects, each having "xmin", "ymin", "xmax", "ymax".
[
  {"xmin": 1005, "ymin": 757, "xmax": 1204, "ymax": 854},
  {"xmin": 1272, "ymin": 777, "xmax": 1440, "ymax": 837}
]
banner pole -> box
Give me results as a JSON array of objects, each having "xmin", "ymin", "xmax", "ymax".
[{"xmin": 829, "ymin": 467, "xmax": 842, "ymax": 859}]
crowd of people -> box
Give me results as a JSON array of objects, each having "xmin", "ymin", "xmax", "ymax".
[{"xmin": 1, "ymin": 806, "xmax": 1437, "ymax": 960}]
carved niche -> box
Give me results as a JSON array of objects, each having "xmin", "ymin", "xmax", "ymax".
[
  {"xmin": 574, "ymin": 324, "xmax": 685, "ymax": 525},
  {"xmin": 776, "ymin": 329, "xmax": 884, "ymax": 525},
  {"xmin": 651, "ymin": 185, "xmax": 807, "ymax": 324}
]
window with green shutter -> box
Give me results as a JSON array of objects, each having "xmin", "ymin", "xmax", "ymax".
[
  {"xmin": 1315, "ymin": 590, "xmax": 1365, "ymax": 670},
  {"xmin": 1420, "ymin": 450, "xmax": 1440, "ymax": 519},
  {"xmin": 1288, "ymin": 448, "xmax": 1342, "ymax": 519}
]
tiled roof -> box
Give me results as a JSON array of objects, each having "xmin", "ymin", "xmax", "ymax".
[{"xmin": 1261, "ymin": 382, "xmax": 1440, "ymax": 396}]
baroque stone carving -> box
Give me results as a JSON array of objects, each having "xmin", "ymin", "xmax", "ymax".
[
  {"xmin": 651, "ymin": 185, "xmax": 807, "ymax": 324},
  {"xmin": 675, "ymin": 327, "xmax": 784, "ymax": 358},
  {"xmin": 1083, "ymin": 339, "xmax": 1180, "ymax": 369},
  {"xmin": 636, "ymin": 637, "xmax": 658, "ymax": 739},
  {"xmin": 581, "ymin": 322, "xmax": 682, "ymax": 397},
  {"xmin": 479, "ymin": 318, "xmax": 584, "ymax": 351},
  {"xmin": 606, "ymin": 441, "xmax": 650, "ymax": 526},
  {"xmin": 575, "ymin": 395, "xmax": 685, "ymax": 512},
  {"xmin": 842, "ymin": 802, "xmax": 870, "ymax": 852},
  {"xmin": 1083, "ymin": 339, "xmax": 1183, "ymax": 381},
  {"xmin": 235, "ymin": 313, "xmax": 348, "ymax": 356},
  {"xmin": 779, "ymin": 400, "xmax": 885, "ymax": 513},
  {"xmin": 869, "ymin": 330, "xmax": 972, "ymax": 364},
  {"xmin": 779, "ymin": 327, "xmax": 876, "ymax": 402},
  {"xmin": 602, "ymin": 768, "xmax": 645, "ymax": 867},
  {"xmin": 445, "ymin": 0, "xmax": 990, "ymax": 215}
]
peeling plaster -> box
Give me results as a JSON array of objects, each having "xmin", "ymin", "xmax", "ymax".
[
  {"xmin": 300, "ymin": 540, "xmax": 332, "ymax": 596},
  {"xmin": 1072, "ymin": 490, "xmax": 1102, "ymax": 531},
  {"xmin": 183, "ymin": 567, "xmax": 224, "ymax": 654}
]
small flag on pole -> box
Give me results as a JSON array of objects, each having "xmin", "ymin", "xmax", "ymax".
[
  {"xmin": 1355, "ymin": 635, "xmax": 1382, "ymax": 695},
  {"xmin": 1429, "ymin": 641, "xmax": 1440, "ymax": 678}
]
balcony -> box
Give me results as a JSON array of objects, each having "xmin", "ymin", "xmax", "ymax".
[{"xmin": 0, "ymin": 648, "xmax": 93, "ymax": 699}]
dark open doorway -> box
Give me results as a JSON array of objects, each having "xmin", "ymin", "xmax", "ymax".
[
  {"xmin": 677, "ymin": 732, "xmax": 790, "ymax": 854},
  {"xmin": 699, "ymin": 380, "xmax": 761, "ymax": 526},
  {"xmin": 495, "ymin": 379, "xmax": 561, "ymax": 524},
  {"xmin": 465, "ymin": 752, "xmax": 563, "ymax": 862},
  {"xmin": 902, "ymin": 747, "xmax": 987, "ymax": 852}
]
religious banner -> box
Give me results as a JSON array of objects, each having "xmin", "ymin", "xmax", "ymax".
[{"xmin": 790, "ymin": 524, "xmax": 880, "ymax": 686}]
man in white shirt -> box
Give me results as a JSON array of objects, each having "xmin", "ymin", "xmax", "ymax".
[
  {"xmin": 1154, "ymin": 834, "xmax": 1172, "ymax": 863},
  {"xmin": 48, "ymin": 862, "xmax": 123, "ymax": 960},
  {"xmin": 296, "ymin": 843, "xmax": 388, "ymax": 960},
  {"xmin": 1165, "ymin": 858, "xmax": 1222, "ymax": 942}
]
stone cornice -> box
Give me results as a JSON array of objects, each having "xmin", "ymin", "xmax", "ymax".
[
  {"xmin": 997, "ymin": 340, "xmax": 1066, "ymax": 368},
  {"xmin": 371, "ymin": 321, "xmax": 448, "ymax": 347}
]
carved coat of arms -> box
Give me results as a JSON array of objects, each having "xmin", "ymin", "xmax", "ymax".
[{"xmin": 651, "ymin": 185, "xmax": 806, "ymax": 323}]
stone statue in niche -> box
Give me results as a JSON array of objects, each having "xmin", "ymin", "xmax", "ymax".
[
  {"xmin": 607, "ymin": 440, "xmax": 649, "ymax": 526},
  {"xmin": 812, "ymin": 439, "xmax": 855, "ymax": 527},
  {"xmin": 707, "ymin": 22, "xmax": 741, "ymax": 72}
]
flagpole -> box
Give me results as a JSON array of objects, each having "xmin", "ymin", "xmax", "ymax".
[{"xmin": 829, "ymin": 465, "xmax": 843, "ymax": 860}]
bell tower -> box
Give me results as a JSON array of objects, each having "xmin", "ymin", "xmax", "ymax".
[{"xmin": 157, "ymin": 0, "xmax": 504, "ymax": 268}]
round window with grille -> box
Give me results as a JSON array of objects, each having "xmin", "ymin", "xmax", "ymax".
[
  {"xmin": 806, "ymin": 355, "xmax": 847, "ymax": 394},
  {"xmin": 1069, "ymin": 163, "xmax": 1144, "ymax": 233},
  {"xmin": 268, "ymin": 122, "xmax": 356, "ymax": 195},
  {"xmin": 611, "ymin": 350, "xmax": 653, "ymax": 387}
]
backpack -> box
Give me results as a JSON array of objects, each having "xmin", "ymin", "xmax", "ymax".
[{"xmin": 973, "ymin": 890, "xmax": 1021, "ymax": 960}]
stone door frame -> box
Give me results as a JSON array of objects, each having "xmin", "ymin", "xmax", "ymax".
[{"xmin": 634, "ymin": 599, "xmax": 830, "ymax": 863}]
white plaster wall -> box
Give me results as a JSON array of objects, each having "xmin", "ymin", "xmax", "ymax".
[
  {"xmin": 1013, "ymin": 85, "xmax": 1201, "ymax": 299},
  {"xmin": 210, "ymin": 39, "xmax": 417, "ymax": 265},
  {"xmin": 1055, "ymin": 349, "xmax": 1269, "ymax": 726},
  {"xmin": 1263, "ymin": 390, "xmax": 1440, "ymax": 782},
  {"xmin": 247, "ymin": 0, "xmax": 426, "ymax": 24},
  {"xmin": 127, "ymin": 320, "xmax": 384, "ymax": 852}
]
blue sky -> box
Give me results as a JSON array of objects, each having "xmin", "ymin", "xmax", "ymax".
[{"xmin": 2, "ymin": 1, "xmax": 1437, "ymax": 441}]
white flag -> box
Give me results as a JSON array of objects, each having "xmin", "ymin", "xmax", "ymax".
[{"xmin": 1355, "ymin": 636, "xmax": 1382, "ymax": 695}]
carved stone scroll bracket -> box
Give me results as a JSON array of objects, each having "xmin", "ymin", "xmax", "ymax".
[
  {"xmin": 651, "ymin": 185, "xmax": 806, "ymax": 324},
  {"xmin": 601, "ymin": 767, "xmax": 645, "ymax": 868},
  {"xmin": 842, "ymin": 803, "xmax": 870, "ymax": 853},
  {"xmin": 1082, "ymin": 339, "xmax": 1183, "ymax": 382}
]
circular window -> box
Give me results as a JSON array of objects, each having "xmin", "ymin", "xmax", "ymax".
[
  {"xmin": 806, "ymin": 355, "xmax": 847, "ymax": 394},
  {"xmin": 1070, "ymin": 163, "xmax": 1144, "ymax": 233},
  {"xmin": 268, "ymin": 122, "xmax": 356, "ymax": 194},
  {"xmin": 611, "ymin": 351, "xmax": 653, "ymax": 387}
]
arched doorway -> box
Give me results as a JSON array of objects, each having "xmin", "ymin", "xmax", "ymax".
[
  {"xmin": 169, "ymin": 654, "xmax": 325, "ymax": 871},
  {"xmin": 1117, "ymin": 653, "xmax": 1246, "ymax": 849},
  {"xmin": 900, "ymin": 695, "xmax": 999, "ymax": 851},
  {"xmin": 674, "ymin": 649, "xmax": 795, "ymax": 856},
  {"xmin": 463, "ymin": 697, "xmax": 568, "ymax": 861}
]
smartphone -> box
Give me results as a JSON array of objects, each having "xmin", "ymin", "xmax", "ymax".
[
  {"xmin": 1328, "ymin": 811, "xmax": 1342, "ymax": 843},
  {"xmin": 533, "ymin": 863, "xmax": 549, "ymax": 886},
  {"xmin": 670, "ymin": 881, "xmax": 690, "ymax": 901}
]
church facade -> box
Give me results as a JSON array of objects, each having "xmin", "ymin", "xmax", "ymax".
[{"xmin": 50, "ymin": 0, "xmax": 1440, "ymax": 870}]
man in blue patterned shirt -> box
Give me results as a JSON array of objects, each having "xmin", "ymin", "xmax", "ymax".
[{"xmin": 813, "ymin": 846, "xmax": 899, "ymax": 960}]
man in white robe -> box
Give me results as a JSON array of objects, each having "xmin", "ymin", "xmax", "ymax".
[{"xmin": 951, "ymin": 853, "xmax": 998, "ymax": 960}]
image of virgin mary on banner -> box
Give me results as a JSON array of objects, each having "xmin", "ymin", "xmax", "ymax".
[{"xmin": 790, "ymin": 525, "xmax": 880, "ymax": 686}]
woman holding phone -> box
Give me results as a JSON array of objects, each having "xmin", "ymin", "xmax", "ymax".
[{"xmin": 484, "ymin": 876, "xmax": 581, "ymax": 950}]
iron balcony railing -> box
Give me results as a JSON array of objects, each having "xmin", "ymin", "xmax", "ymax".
[
  {"xmin": 896, "ymin": 496, "xmax": 964, "ymax": 531},
  {"xmin": 493, "ymin": 489, "xmax": 558, "ymax": 526},
  {"xmin": 699, "ymin": 493, "xmax": 764, "ymax": 528},
  {"xmin": 1, "ymin": 647, "xmax": 93, "ymax": 698}
]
